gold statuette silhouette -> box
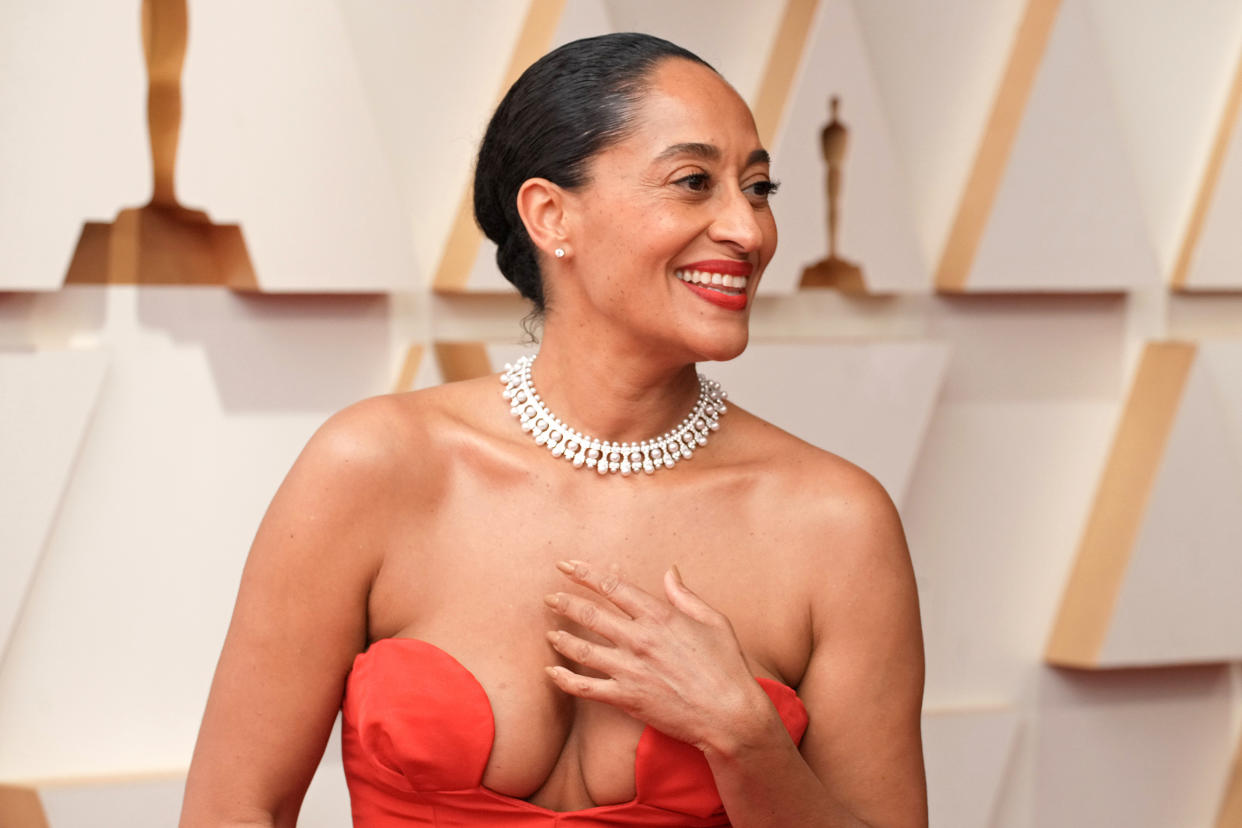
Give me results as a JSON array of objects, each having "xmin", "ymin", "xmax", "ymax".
[
  {"xmin": 65, "ymin": 0, "xmax": 256, "ymax": 288},
  {"xmin": 800, "ymin": 96, "xmax": 866, "ymax": 292}
]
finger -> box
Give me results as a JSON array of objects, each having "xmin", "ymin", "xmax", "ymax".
[
  {"xmin": 664, "ymin": 566, "xmax": 728, "ymax": 627},
  {"xmin": 544, "ymin": 664, "xmax": 621, "ymax": 702},
  {"xmin": 545, "ymin": 629, "xmax": 626, "ymax": 676},
  {"xmin": 543, "ymin": 590, "xmax": 630, "ymax": 641},
  {"xmin": 556, "ymin": 559, "xmax": 667, "ymax": 620}
]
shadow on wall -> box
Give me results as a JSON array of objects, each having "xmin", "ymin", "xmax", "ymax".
[
  {"xmin": 926, "ymin": 292, "xmax": 1129, "ymax": 403},
  {"xmin": 137, "ymin": 290, "xmax": 391, "ymax": 412},
  {"xmin": 0, "ymin": 290, "xmax": 108, "ymax": 348},
  {"xmin": 1028, "ymin": 664, "xmax": 1236, "ymax": 827}
]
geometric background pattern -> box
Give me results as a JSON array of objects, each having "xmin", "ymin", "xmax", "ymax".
[
  {"xmin": 1047, "ymin": 341, "xmax": 1242, "ymax": 668},
  {"xmin": 3, "ymin": 1, "xmax": 1242, "ymax": 826}
]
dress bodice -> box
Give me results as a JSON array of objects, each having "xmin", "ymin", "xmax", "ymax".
[{"xmin": 340, "ymin": 637, "xmax": 808, "ymax": 826}]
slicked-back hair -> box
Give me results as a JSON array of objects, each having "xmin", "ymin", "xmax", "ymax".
[{"xmin": 472, "ymin": 33, "xmax": 715, "ymax": 321}]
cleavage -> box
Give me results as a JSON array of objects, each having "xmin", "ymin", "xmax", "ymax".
[
  {"xmin": 477, "ymin": 655, "xmax": 646, "ymax": 810},
  {"xmin": 503, "ymin": 695, "xmax": 646, "ymax": 811},
  {"xmin": 403, "ymin": 629, "xmax": 645, "ymax": 810}
]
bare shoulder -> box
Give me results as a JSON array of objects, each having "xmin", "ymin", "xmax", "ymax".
[
  {"xmin": 305, "ymin": 374, "xmax": 506, "ymax": 471},
  {"xmin": 728, "ymin": 402, "xmax": 907, "ymax": 568},
  {"xmin": 261, "ymin": 389, "xmax": 455, "ymax": 556}
]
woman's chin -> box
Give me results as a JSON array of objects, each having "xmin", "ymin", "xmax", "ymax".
[{"xmin": 689, "ymin": 328, "xmax": 749, "ymax": 364}]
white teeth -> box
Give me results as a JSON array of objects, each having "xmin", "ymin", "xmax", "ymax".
[{"xmin": 674, "ymin": 269, "xmax": 749, "ymax": 291}]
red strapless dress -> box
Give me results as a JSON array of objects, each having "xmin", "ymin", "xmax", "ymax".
[{"xmin": 341, "ymin": 638, "xmax": 808, "ymax": 826}]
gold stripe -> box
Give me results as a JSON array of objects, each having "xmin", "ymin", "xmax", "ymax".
[
  {"xmin": 752, "ymin": 0, "xmax": 821, "ymax": 148},
  {"xmin": 935, "ymin": 0, "xmax": 1062, "ymax": 292},
  {"xmin": 434, "ymin": 342, "xmax": 493, "ymax": 383},
  {"xmin": 1217, "ymin": 735, "xmax": 1242, "ymax": 828},
  {"xmin": 1171, "ymin": 44, "xmax": 1242, "ymax": 290},
  {"xmin": 1045, "ymin": 341, "xmax": 1197, "ymax": 667},
  {"xmin": 432, "ymin": 0, "xmax": 567, "ymax": 293}
]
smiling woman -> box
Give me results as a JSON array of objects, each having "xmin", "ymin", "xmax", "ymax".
[{"xmin": 180, "ymin": 33, "xmax": 927, "ymax": 828}]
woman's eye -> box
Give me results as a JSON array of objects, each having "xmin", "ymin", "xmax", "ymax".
[
  {"xmin": 746, "ymin": 179, "xmax": 780, "ymax": 200},
  {"xmin": 676, "ymin": 173, "xmax": 711, "ymax": 192}
]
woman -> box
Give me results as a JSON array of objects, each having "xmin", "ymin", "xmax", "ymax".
[{"xmin": 181, "ymin": 33, "xmax": 927, "ymax": 827}]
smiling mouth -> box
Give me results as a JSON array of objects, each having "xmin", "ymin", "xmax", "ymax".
[{"xmin": 673, "ymin": 268, "xmax": 749, "ymax": 294}]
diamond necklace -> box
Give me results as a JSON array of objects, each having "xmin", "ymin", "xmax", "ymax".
[{"xmin": 500, "ymin": 354, "xmax": 727, "ymax": 476}]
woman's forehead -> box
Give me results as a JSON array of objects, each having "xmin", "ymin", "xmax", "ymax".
[{"xmin": 622, "ymin": 61, "xmax": 762, "ymax": 161}]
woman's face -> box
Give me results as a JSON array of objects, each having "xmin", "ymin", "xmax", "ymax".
[{"xmin": 556, "ymin": 58, "xmax": 778, "ymax": 364}]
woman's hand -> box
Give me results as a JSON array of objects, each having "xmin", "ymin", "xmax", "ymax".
[{"xmin": 542, "ymin": 559, "xmax": 778, "ymax": 754}]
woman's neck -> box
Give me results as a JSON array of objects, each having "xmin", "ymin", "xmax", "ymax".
[{"xmin": 528, "ymin": 324, "xmax": 701, "ymax": 445}]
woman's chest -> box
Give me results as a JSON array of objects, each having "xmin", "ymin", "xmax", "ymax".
[
  {"xmin": 370, "ymin": 477, "xmax": 808, "ymax": 676},
  {"xmin": 360, "ymin": 470, "xmax": 812, "ymax": 808}
]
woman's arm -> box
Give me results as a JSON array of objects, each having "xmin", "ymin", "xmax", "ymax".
[
  {"xmin": 542, "ymin": 467, "xmax": 927, "ymax": 827},
  {"xmin": 703, "ymin": 470, "xmax": 927, "ymax": 827},
  {"xmin": 180, "ymin": 399, "xmax": 403, "ymax": 827}
]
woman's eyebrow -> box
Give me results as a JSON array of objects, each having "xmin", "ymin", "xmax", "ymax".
[
  {"xmin": 652, "ymin": 144, "xmax": 772, "ymax": 167},
  {"xmin": 654, "ymin": 142, "xmax": 720, "ymax": 162}
]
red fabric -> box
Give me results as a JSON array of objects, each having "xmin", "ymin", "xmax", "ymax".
[{"xmin": 341, "ymin": 638, "xmax": 809, "ymax": 827}]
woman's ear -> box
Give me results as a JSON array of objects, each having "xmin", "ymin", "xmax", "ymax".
[{"xmin": 516, "ymin": 178, "xmax": 569, "ymax": 259}]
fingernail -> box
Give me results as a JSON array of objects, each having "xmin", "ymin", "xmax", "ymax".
[
  {"xmin": 671, "ymin": 563, "xmax": 684, "ymax": 584},
  {"xmin": 545, "ymin": 629, "xmax": 560, "ymax": 644},
  {"xmin": 544, "ymin": 665, "xmax": 560, "ymax": 679},
  {"xmin": 544, "ymin": 593, "xmax": 561, "ymax": 608},
  {"xmin": 556, "ymin": 560, "xmax": 577, "ymax": 574}
]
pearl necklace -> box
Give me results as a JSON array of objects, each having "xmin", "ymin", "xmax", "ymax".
[{"xmin": 500, "ymin": 354, "xmax": 727, "ymax": 476}]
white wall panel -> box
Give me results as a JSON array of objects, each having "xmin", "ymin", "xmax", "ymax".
[
  {"xmin": 1030, "ymin": 666, "xmax": 1236, "ymax": 827},
  {"xmin": 333, "ymin": 0, "xmax": 530, "ymax": 281},
  {"xmin": 40, "ymin": 775, "xmax": 186, "ymax": 828},
  {"xmin": 0, "ymin": 288, "xmax": 389, "ymax": 781},
  {"xmin": 705, "ymin": 342, "xmax": 949, "ymax": 506},
  {"xmin": 968, "ymin": 0, "xmax": 1159, "ymax": 290},
  {"xmin": 922, "ymin": 707, "xmax": 1021, "ymax": 828},
  {"xmin": 602, "ymin": 1, "xmax": 783, "ymax": 106},
  {"xmin": 30, "ymin": 720, "xmax": 349, "ymax": 826},
  {"xmin": 177, "ymin": 0, "xmax": 425, "ymax": 290},
  {"xmin": 1099, "ymin": 344, "xmax": 1242, "ymax": 665},
  {"xmin": 0, "ymin": 350, "xmax": 108, "ymax": 659},
  {"xmin": 905, "ymin": 400, "xmax": 1117, "ymax": 707},
  {"xmin": 0, "ymin": 1, "xmax": 149, "ymax": 289},
  {"xmin": 853, "ymin": 0, "xmax": 1027, "ymax": 267},
  {"xmin": 765, "ymin": 0, "xmax": 926, "ymax": 293},
  {"xmin": 1088, "ymin": 0, "xmax": 1242, "ymax": 273}
]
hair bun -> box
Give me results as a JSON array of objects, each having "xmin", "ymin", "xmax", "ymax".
[{"xmin": 496, "ymin": 227, "xmax": 543, "ymax": 308}]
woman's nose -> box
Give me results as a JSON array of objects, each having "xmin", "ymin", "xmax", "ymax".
[{"xmin": 707, "ymin": 187, "xmax": 764, "ymax": 252}]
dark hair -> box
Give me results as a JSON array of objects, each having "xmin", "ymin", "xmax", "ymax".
[{"xmin": 473, "ymin": 33, "xmax": 714, "ymax": 317}]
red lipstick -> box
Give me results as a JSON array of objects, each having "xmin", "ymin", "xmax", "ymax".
[
  {"xmin": 674, "ymin": 259, "xmax": 754, "ymax": 311},
  {"xmin": 681, "ymin": 280, "xmax": 748, "ymax": 310}
]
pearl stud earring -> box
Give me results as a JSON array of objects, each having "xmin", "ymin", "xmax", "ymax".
[{"xmin": 554, "ymin": 247, "xmax": 565, "ymax": 258}]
